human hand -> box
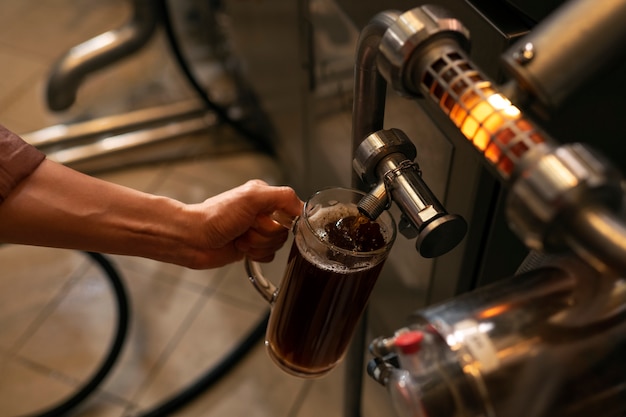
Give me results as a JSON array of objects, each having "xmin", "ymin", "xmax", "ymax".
[{"xmin": 185, "ymin": 179, "xmax": 303, "ymax": 269}]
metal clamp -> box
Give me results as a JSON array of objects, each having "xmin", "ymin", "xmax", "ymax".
[{"xmin": 384, "ymin": 160, "xmax": 421, "ymax": 189}]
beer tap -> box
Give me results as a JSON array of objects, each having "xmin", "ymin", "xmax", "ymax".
[
  {"xmin": 350, "ymin": 10, "xmax": 466, "ymax": 259},
  {"xmin": 353, "ymin": 128, "xmax": 466, "ymax": 258}
]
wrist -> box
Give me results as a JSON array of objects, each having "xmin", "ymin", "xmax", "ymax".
[{"xmin": 129, "ymin": 196, "xmax": 204, "ymax": 268}]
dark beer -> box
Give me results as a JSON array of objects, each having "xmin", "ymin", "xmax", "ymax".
[{"xmin": 265, "ymin": 209, "xmax": 388, "ymax": 377}]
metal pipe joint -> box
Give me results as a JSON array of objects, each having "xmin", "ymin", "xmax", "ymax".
[
  {"xmin": 506, "ymin": 143, "xmax": 624, "ymax": 259},
  {"xmin": 376, "ymin": 4, "xmax": 470, "ymax": 97}
]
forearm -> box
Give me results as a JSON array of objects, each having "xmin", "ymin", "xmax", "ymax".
[{"xmin": 0, "ymin": 160, "xmax": 204, "ymax": 266}]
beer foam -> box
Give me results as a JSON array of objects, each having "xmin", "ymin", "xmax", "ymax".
[
  {"xmin": 295, "ymin": 238, "xmax": 377, "ymax": 273},
  {"xmin": 307, "ymin": 203, "xmax": 359, "ymax": 230},
  {"xmin": 307, "ymin": 203, "xmax": 392, "ymax": 244},
  {"xmin": 297, "ymin": 202, "xmax": 383, "ymax": 272}
]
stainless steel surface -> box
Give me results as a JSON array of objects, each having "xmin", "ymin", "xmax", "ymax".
[
  {"xmin": 356, "ymin": 182, "xmax": 390, "ymax": 221},
  {"xmin": 507, "ymin": 144, "xmax": 624, "ymax": 254},
  {"xmin": 336, "ymin": 0, "xmax": 531, "ymax": 78},
  {"xmin": 351, "ymin": 10, "xmax": 401, "ymax": 156},
  {"xmin": 567, "ymin": 205, "xmax": 626, "ymax": 275},
  {"xmin": 381, "ymin": 9, "xmax": 553, "ymax": 183},
  {"xmin": 353, "ymin": 128, "xmax": 416, "ymax": 186},
  {"xmin": 355, "ymin": 2, "xmax": 626, "ymax": 415},
  {"xmin": 337, "ymin": 0, "xmax": 626, "ymax": 286},
  {"xmin": 45, "ymin": 0, "xmax": 158, "ymax": 111},
  {"xmin": 368, "ymin": 256, "xmax": 626, "ymax": 417},
  {"xmin": 377, "ymin": 5, "xmax": 470, "ymax": 96},
  {"xmin": 501, "ymin": 0, "xmax": 626, "ymax": 115},
  {"xmin": 339, "ymin": 0, "xmax": 534, "ymax": 297},
  {"xmin": 353, "ymin": 128, "xmax": 416, "ymax": 221},
  {"xmin": 371, "ymin": 4, "xmax": 626, "ymax": 275},
  {"xmin": 349, "ymin": 8, "xmax": 463, "ymax": 299}
]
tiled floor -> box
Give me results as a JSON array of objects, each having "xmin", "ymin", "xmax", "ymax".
[{"xmin": 0, "ymin": 1, "xmax": 394, "ymax": 416}]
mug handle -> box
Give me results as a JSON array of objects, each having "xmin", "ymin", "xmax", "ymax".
[
  {"xmin": 245, "ymin": 257, "xmax": 278, "ymax": 304},
  {"xmin": 244, "ymin": 211, "xmax": 298, "ymax": 305}
]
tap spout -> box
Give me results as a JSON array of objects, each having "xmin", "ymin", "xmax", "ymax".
[{"xmin": 45, "ymin": 0, "xmax": 159, "ymax": 111}]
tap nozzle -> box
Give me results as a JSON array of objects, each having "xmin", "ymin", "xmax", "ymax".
[
  {"xmin": 354, "ymin": 129, "xmax": 467, "ymax": 258},
  {"xmin": 357, "ymin": 181, "xmax": 390, "ymax": 220}
]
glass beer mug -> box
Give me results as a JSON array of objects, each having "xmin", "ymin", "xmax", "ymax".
[{"xmin": 245, "ymin": 187, "xmax": 396, "ymax": 378}]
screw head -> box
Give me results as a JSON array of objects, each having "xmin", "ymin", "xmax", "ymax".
[{"xmin": 514, "ymin": 42, "xmax": 535, "ymax": 64}]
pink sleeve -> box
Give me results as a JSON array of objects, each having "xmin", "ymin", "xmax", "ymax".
[{"xmin": 0, "ymin": 124, "xmax": 46, "ymax": 203}]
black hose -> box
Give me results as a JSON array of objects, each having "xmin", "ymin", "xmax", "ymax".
[
  {"xmin": 24, "ymin": 251, "xmax": 268, "ymax": 417},
  {"xmin": 27, "ymin": 252, "xmax": 130, "ymax": 417},
  {"xmin": 136, "ymin": 312, "xmax": 269, "ymax": 417},
  {"xmin": 154, "ymin": 0, "xmax": 275, "ymax": 154}
]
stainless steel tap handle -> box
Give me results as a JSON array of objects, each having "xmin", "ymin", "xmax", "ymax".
[{"xmin": 354, "ymin": 129, "xmax": 466, "ymax": 258}]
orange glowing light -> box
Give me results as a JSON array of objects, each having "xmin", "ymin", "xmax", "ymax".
[
  {"xmin": 450, "ymin": 89, "xmax": 522, "ymax": 151},
  {"xmin": 478, "ymin": 304, "xmax": 511, "ymax": 319},
  {"xmin": 448, "ymin": 87, "xmax": 526, "ymax": 176},
  {"xmin": 423, "ymin": 52, "xmax": 549, "ymax": 180},
  {"xmin": 485, "ymin": 142, "xmax": 501, "ymax": 164},
  {"xmin": 449, "ymin": 88, "xmax": 487, "ymax": 130}
]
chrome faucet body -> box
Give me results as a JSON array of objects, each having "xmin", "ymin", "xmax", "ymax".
[{"xmin": 353, "ymin": 128, "xmax": 467, "ymax": 258}]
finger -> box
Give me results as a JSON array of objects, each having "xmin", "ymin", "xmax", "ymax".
[
  {"xmin": 192, "ymin": 244, "xmax": 244, "ymax": 269},
  {"xmin": 241, "ymin": 181, "xmax": 304, "ymax": 218},
  {"xmin": 245, "ymin": 251, "xmax": 276, "ymax": 263},
  {"xmin": 253, "ymin": 214, "xmax": 290, "ymax": 236},
  {"xmin": 235, "ymin": 228, "xmax": 289, "ymax": 252},
  {"xmin": 234, "ymin": 239, "xmax": 279, "ymax": 261}
]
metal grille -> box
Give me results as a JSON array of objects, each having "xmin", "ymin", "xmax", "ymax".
[{"xmin": 421, "ymin": 51, "xmax": 548, "ymax": 181}]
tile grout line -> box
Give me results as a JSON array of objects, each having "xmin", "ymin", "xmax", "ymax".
[
  {"xmin": 6, "ymin": 255, "xmax": 92, "ymax": 356},
  {"xmin": 125, "ymin": 288, "xmax": 211, "ymax": 412}
]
